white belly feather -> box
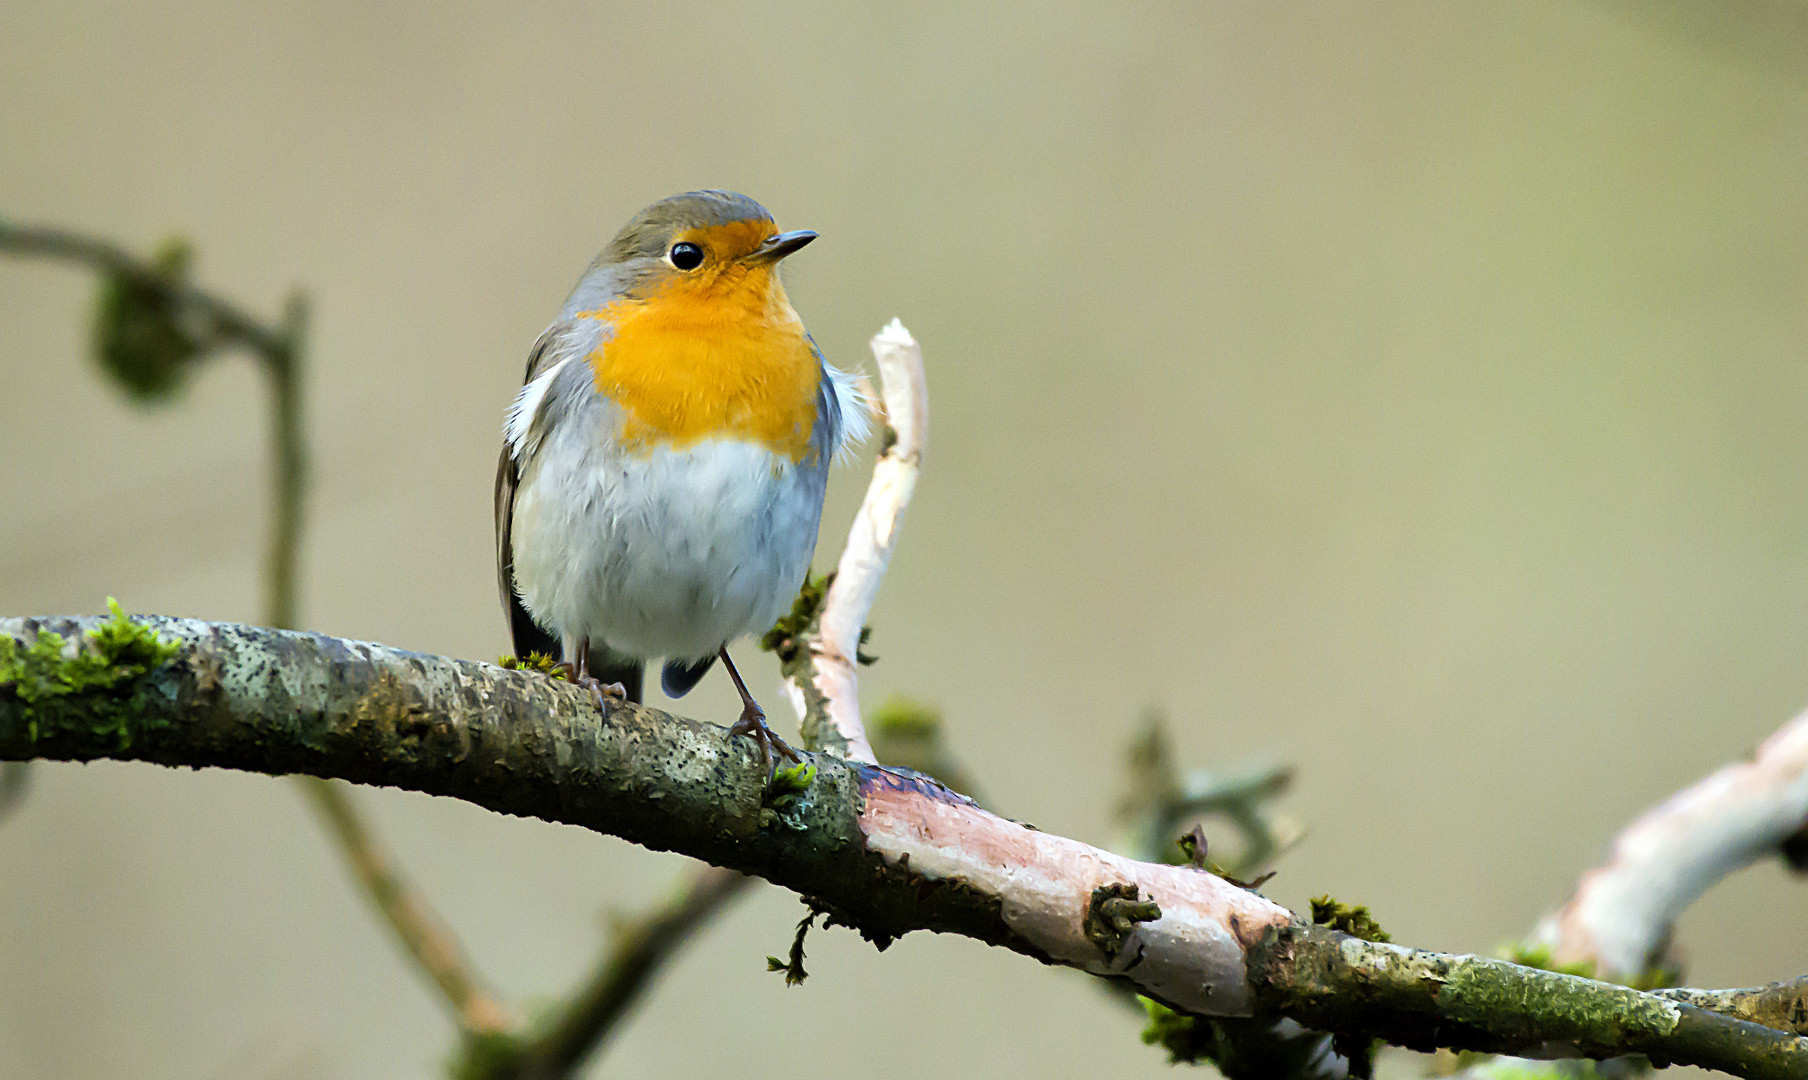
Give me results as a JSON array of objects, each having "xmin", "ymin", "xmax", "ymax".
[{"xmin": 509, "ymin": 429, "xmax": 822, "ymax": 663}]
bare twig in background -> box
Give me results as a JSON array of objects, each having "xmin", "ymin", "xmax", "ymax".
[
  {"xmin": 300, "ymin": 775, "xmax": 513, "ymax": 1035},
  {"xmin": 782, "ymin": 318, "xmax": 927, "ymax": 762},
  {"xmin": 1532, "ymin": 707, "xmax": 1808, "ymax": 979},
  {"xmin": 261, "ymin": 291, "xmax": 308, "ymax": 633},
  {"xmin": 1116, "ymin": 712, "xmax": 1302, "ymax": 881},
  {"xmin": 506, "ymin": 866, "xmax": 750, "ymax": 1080},
  {"xmin": 0, "ymin": 221, "xmax": 310, "ymax": 623},
  {"xmin": 0, "ymin": 221, "xmax": 293, "ymax": 356},
  {"xmin": 0, "ymin": 219, "xmax": 502, "ymax": 1048},
  {"xmin": 1437, "ymin": 707, "xmax": 1808, "ymax": 1080}
]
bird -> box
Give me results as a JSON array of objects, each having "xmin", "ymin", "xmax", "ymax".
[{"xmin": 495, "ymin": 190, "xmax": 869, "ymax": 773}]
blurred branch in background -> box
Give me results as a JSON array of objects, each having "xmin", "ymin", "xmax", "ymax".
[
  {"xmin": 299, "ymin": 774, "xmax": 514, "ymax": 1035},
  {"xmin": 1110, "ymin": 713, "xmax": 1347, "ymax": 1078},
  {"xmin": 473, "ymin": 866, "xmax": 752, "ymax": 1080},
  {"xmin": 0, "ymin": 219, "xmax": 309, "ymax": 630},
  {"xmin": 0, "ymin": 760, "xmax": 27, "ymax": 823},
  {"xmin": 1115, "ymin": 710, "xmax": 1302, "ymax": 881},
  {"xmin": 1431, "ymin": 708, "xmax": 1808, "ymax": 1079},
  {"xmin": 1532, "ymin": 707, "xmax": 1808, "ymax": 981}
]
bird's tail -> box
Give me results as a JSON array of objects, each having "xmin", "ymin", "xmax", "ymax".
[{"xmin": 661, "ymin": 655, "xmax": 716, "ymax": 699}]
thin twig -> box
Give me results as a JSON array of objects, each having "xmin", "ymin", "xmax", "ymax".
[
  {"xmin": 299, "ymin": 774, "xmax": 512, "ymax": 1034},
  {"xmin": 262, "ymin": 292, "xmax": 308, "ymax": 633},
  {"xmin": 1659, "ymin": 978, "xmax": 1808, "ymax": 1038},
  {"xmin": 784, "ymin": 318, "xmax": 927, "ymax": 762},
  {"xmin": 509, "ymin": 866, "xmax": 750, "ymax": 1080},
  {"xmin": 0, "ymin": 220, "xmax": 290, "ymax": 356}
]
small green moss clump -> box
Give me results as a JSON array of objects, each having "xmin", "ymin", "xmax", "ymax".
[
  {"xmin": 1501, "ymin": 942, "xmax": 1596, "ymax": 980},
  {"xmin": 0, "ymin": 600, "xmax": 180, "ymax": 749},
  {"xmin": 1140, "ymin": 997, "xmax": 1208, "ymax": 1063},
  {"xmin": 767, "ymin": 761, "xmax": 815, "ymax": 801},
  {"xmin": 497, "ymin": 652, "xmax": 566, "ymax": 678},
  {"xmin": 870, "ymin": 696, "xmax": 940, "ymax": 739},
  {"xmin": 1309, "ymin": 895, "xmax": 1391, "ymax": 943},
  {"xmin": 758, "ymin": 574, "xmax": 876, "ymax": 666},
  {"xmin": 445, "ymin": 1029, "xmax": 529, "ymax": 1080},
  {"xmin": 759, "ymin": 573, "xmax": 832, "ymax": 663},
  {"xmin": 92, "ymin": 236, "xmax": 205, "ymax": 401}
]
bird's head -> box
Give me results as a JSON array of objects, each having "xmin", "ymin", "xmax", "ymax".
[{"xmin": 571, "ymin": 190, "xmax": 815, "ymax": 317}]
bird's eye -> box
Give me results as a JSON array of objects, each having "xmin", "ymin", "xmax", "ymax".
[{"xmin": 668, "ymin": 242, "xmax": 704, "ymax": 270}]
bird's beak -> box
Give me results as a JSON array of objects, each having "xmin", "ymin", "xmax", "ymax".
[{"xmin": 748, "ymin": 229, "xmax": 817, "ymax": 263}]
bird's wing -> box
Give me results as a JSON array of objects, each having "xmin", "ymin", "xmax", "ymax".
[
  {"xmin": 494, "ymin": 322, "xmax": 645, "ymax": 702},
  {"xmin": 495, "ymin": 325, "xmax": 567, "ymax": 662}
]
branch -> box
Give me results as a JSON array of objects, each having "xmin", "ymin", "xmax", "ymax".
[
  {"xmin": 1659, "ymin": 978, "xmax": 1808, "ymax": 1039},
  {"xmin": 782, "ymin": 319, "xmax": 927, "ymax": 761},
  {"xmin": 0, "ymin": 219, "xmax": 296, "ymax": 362},
  {"xmin": 297, "ymin": 774, "xmax": 513, "ymax": 1034},
  {"xmin": 506, "ymin": 866, "xmax": 751, "ymax": 1080},
  {"xmin": 4, "ymin": 615, "xmax": 1804, "ymax": 1079},
  {"xmin": 1531, "ymin": 707, "xmax": 1808, "ymax": 979}
]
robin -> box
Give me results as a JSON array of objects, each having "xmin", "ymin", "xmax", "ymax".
[{"xmin": 495, "ymin": 190, "xmax": 869, "ymax": 772}]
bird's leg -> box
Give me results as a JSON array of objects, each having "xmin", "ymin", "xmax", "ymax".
[
  {"xmin": 565, "ymin": 638, "xmax": 627, "ymax": 709},
  {"xmin": 720, "ymin": 647, "xmax": 800, "ymax": 777}
]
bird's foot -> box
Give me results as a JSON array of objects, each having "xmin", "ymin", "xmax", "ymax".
[
  {"xmin": 578, "ymin": 677, "xmax": 628, "ymax": 711},
  {"xmin": 728, "ymin": 702, "xmax": 801, "ymax": 781},
  {"xmin": 551, "ymin": 663, "xmax": 626, "ymax": 710}
]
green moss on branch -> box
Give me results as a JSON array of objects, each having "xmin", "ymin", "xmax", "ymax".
[{"xmin": 0, "ymin": 601, "xmax": 179, "ymax": 749}]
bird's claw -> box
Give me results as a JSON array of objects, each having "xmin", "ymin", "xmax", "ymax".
[
  {"xmin": 575, "ymin": 676, "xmax": 629, "ymax": 710},
  {"xmin": 728, "ymin": 703, "xmax": 801, "ymax": 782},
  {"xmin": 549, "ymin": 664, "xmax": 627, "ymax": 711}
]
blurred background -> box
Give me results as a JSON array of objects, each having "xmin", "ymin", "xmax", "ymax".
[{"xmin": 3, "ymin": 1, "xmax": 1806, "ymax": 1077}]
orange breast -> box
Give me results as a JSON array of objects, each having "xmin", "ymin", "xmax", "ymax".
[{"xmin": 579, "ymin": 272, "xmax": 821, "ymax": 462}]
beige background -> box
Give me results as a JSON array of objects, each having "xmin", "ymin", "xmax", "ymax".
[{"xmin": 3, "ymin": 2, "xmax": 1806, "ymax": 1077}]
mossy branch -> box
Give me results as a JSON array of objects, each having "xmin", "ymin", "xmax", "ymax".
[{"xmin": 3, "ymin": 614, "xmax": 1805, "ymax": 1080}]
